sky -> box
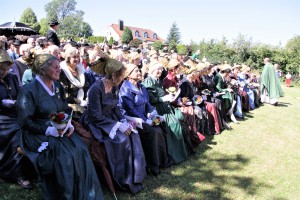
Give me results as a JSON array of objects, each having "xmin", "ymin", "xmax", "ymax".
[{"xmin": 1, "ymin": 0, "xmax": 299, "ymax": 46}]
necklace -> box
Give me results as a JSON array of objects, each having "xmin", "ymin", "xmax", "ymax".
[{"xmin": 68, "ymin": 65, "xmax": 78, "ymax": 76}]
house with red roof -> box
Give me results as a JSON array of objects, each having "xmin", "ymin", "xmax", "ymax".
[{"xmin": 101, "ymin": 23, "xmax": 165, "ymax": 44}]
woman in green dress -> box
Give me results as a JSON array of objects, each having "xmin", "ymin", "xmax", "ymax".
[
  {"xmin": 213, "ymin": 64, "xmax": 239, "ymax": 123},
  {"xmin": 143, "ymin": 61, "xmax": 193, "ymax": 164},
  {"xmin": 17, "ymin": 53, "xmax": 103, "ymax": 200}
]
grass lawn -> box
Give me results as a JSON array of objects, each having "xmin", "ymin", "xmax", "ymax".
[{"xmin": 1, "ymin": 85, "xmax": 300, "ymax": 200}]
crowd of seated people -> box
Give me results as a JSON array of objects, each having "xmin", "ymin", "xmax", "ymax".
[{"xmin": 0, "ymin": 34, "xmax": 264, "ymax": 199}]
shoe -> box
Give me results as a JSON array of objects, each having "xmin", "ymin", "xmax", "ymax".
[
  {"xmin": 236, "ymin": 115, "xmax": 245, "ymax": 120},
  {"xmin": 230, "ymin": 114, "xmax": 239, "ymax": 124},
  {"xmin": 222, "ymin": 121, "xmax": 232, "ymax": 130},
  {"xmin": 17, "ymin": 178, "xmax": 33, "ymax": 189},
  {"xmin": 147, "ymin": 168, "xmax": 160, "ymax": 177}
]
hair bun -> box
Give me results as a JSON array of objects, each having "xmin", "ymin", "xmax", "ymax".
[{"xmin": 23, "ymin": 49, "xmax": 36, "ymax": 66}]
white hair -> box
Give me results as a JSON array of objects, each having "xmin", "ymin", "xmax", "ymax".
[{"xmin": 19, "ymin": 44, "xmax": 31, "ymax": 56}]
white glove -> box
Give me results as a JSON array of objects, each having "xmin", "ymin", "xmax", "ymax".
[
  {"xmin": 80, "ymin": 100, "xmax": 87, "ymax": 107},
  {"xmin": 1, "ymin": 99, "xmax": 16, "ymax": 108},
  {"xmin": 118, "ymin": 123, "xmax": 130, "ymax": 134},
  {"xmin": 213, "ymin": 92, "xmax": 225, "ymax": 97},
  {"xmin": 161, "ymin": 94, "xmax": 174, "ymax": 102},
  {"xmin": 146, "ymin": 119, "xmax": 153, "ymax": 125},
  {"xmin": 45, "ymin": 126, "xmax": 60, "ymax": 137},
  {"xmin": 158, "ymin": 115, "xmax": 165, "ymax": 122},
  {"xmin": 147, "ymin": 110, "xmax": 158, "ymax": 119}
]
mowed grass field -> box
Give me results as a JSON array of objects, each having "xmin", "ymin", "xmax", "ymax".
[{"xmin": 1, "ymin": 85, "xmax": 300, "ymax": 200}]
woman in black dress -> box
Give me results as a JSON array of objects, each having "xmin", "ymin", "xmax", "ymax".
[
  {"xmin": 17, "ymin": 53, "xmax": 103, "ymax": 199},
  {"xmin": 0, "ymin": 43, "xmax": 33, "ymax": 189}
]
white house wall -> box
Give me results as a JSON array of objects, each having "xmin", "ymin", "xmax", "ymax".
[{"xmin": 100, "ymin": 26, "xmax": 120, "ymax": 42}]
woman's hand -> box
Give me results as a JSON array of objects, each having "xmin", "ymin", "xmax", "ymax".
[
  {"xmin": 119, "ymin": 123, "xmax": 131, "ymax": 136},
  {"xmin": 1, "ymin": 99, "xmax": 16, "ymax": 108},
  {"xmin": 57, "ymin": 124, "xmax": 74, "ymax": 137},
  {"xmin": 227, "ymin": 88, "xmax": 233, "ymax": 93},
  {"xmin": 124, "ymin": 128, "xmax": 131, "ymax": 136},
  {"xmin": 161, "ymin": 94, "xmax": 175, "ymax": 102},
  {"xmin": 45, "ymin": 127, "xmax": 60, "ymax": 137}
]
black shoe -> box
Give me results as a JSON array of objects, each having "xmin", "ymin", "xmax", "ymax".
[
  {"xmin": 236, "ymin": 115, "xmax": 245, "ymax": 120},
  {"xmin": 147, "ymin": 168, "xmax": 160, "ymax": 177},
  {"xmin": 222, "ymin": 122, "xmax": 232, "ymax": 130},
  {"xmin": 17, "ymin": 178, "xmax": 34, "ymax": 189}
]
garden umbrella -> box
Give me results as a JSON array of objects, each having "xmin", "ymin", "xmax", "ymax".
[{"xmin": 0, "ymin": 22, "xmax": 38, "ymax": 36}]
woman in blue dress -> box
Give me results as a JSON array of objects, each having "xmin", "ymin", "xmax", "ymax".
[
  {"xmin": 119, "ymin": 63, "xmax": 169, "ymax": 176},
  {"xmin": 79, "ymin": 58, "xmax": 147, "ymax": 194}
]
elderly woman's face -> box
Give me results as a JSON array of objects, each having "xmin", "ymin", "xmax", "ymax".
[
  {"xmin": 133, "ymin": 58, "xmax": 140, "ymax": 65},
  {"xmin": 50, "ymin": 49, "xmax": 60, "ymax": 58},
  {"xmin": 44, "ymin": 59, "xmax": 61, "ymax": 81},
  {"xmin": 233, "ymin": 68, "xmax": 240, "ymax": 74},
  {"xmin": 69, "ymin": 53, "xmax": 80, "ymax": 66},
  {"xmin": 0, "ymin": 62, "xmax": 12, "ymax": 79},
  {"xmin": 128, "ymin": 67, "xmax": 141, "ymax": 81},
  {"xmin": 152, "ymin": 65, "xmax": 163, "ymax": 78}
]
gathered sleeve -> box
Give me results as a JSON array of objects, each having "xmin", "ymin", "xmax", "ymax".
[
  {"xmin": 17, "ymin": 85, "xmax": 48, "ymax": 135},
  {"xmin": 214, "ymin": 74, "xmax": 228, "ymax": 93},
  {"xmin": 143, "ymin": 77, "xmax": 164, "ymax": 105},
  {"xmin": 141, "ymin": 85, "xmax": 155, "ymax": 114},
  {"xmin": 87, "ymin": 83, "xmax": 119, "ymax": 135},
  {"xmin": 119, "ymin": 85, "xmax": 148, "ymax": 122}
]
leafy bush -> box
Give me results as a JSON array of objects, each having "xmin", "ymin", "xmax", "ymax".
[
  {"xmin": 152, "ymin": 41, "xmax": 164, "ymax": 51},
  {"xmin": 129, "ymin": 38, "xmax": 142, "ymax": 48},
  {"xmin": 176, "ymin": 44, "xmax": 187, "ymax": 55}
]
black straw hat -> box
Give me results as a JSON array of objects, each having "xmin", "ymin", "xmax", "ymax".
[{"xmin": 49, "ymin": 19, "xmax": 60, "ymax": 26}]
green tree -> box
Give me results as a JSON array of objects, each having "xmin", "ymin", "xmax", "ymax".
[
  {"xmin": 284, "ymin": 35, "xmax": 300, "ymax": 75},
  {"xmin": 129, "ymin": 38, "xmax": 142, "ymax": 48},
  {"xmin": 167, "ymin": 22, "xmax": 181, "ymax": 45},
  {"xmin": 121, "ymin": 27, "xmax": 133, "ymax": 44},
  {"xmin": 108, "ymin": 37, "xmax": 115, "ymax": 46},
  {"xmin": 249, "ymin": 44, "xmax": 274, "ymax": 70},
  {"xmin": 89, "ymin": 36, "xmax": 106, "ymax": 44},
  {"xmin": 79, "ymin": 21, "xmax": 93, "ymax": 38},
  {"xmin": 168, "ymin": 40, "xmax": 177, "ymax": 52},
  {"xmin": 19, "ymin": 7, "xmax": 40, "ymax": 33},
  {"xmin": 176, "ymin": 44, "xmax": 187, "ymax": 55},
  {"xmin": 45, "ymin": 0, "xmax": 76, "ymax": 20},
  {"xmin": 44, "ymin": 0, "xmax": 92, "ymax": 38},
  {"xmin": 59, "ymin": 10, "xmax": 84, "ymax": 39},
  {"xmin": 231, "ymin": 34, "xmax": 252, "ymax": 64},
  {"xmin": 152, "ymin": 41, "xmax": 164, "ymax": 51},
  {"xmin": 39, "ymin": 18, "xmax": 49, "ymax": 36}
]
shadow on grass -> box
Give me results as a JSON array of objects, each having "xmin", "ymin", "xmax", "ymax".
[
  {"xmin": 277, "ymin": 102, "xmax": 290, "ymax": 107},
  {"xmin": 1, "ymin": 135, "xmax": 272, "ymax": 200},
  {"xmin": 105, "ymin": 135, "xmax": 272, "ymax": 200},
  {"xmin": 244, "ymin": 111, "xmax": 254, "ymax": 119}
]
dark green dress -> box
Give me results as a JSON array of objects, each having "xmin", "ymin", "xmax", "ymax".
[
  {"xmin": 143, "ymin": 76, "xmax": 191, "ymax": 164},
  {"xmin": 17, "ymin": 79, "xmax": 103, "ymax": 200},
  {"xmin": 213, "ymin": 73, "xmax": 233, "ymax": 110}
]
